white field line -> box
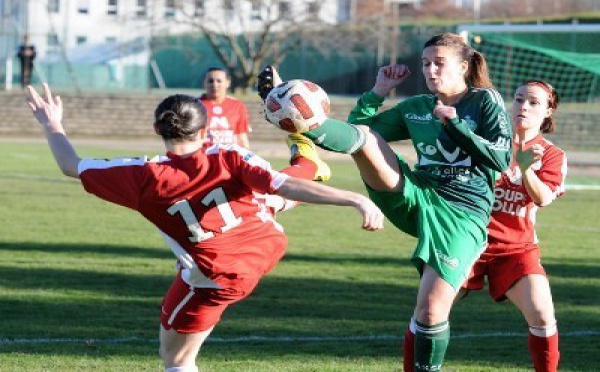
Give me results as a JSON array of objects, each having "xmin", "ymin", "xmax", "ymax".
[
  {"xmin": 3, "ymin": 173, "xmax": 600, "ymax": 191},
  {"xmin": 1, "ymin": 330, "xmax": 598, "ymax": 345}
]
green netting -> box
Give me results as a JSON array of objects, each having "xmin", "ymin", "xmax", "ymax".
[{"xmin": 470, "ymin": 32, "xmax": 600, "ymax": 103}]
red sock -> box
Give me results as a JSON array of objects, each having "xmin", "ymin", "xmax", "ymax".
[
  {"xmin": 528, "ymin": 331, "xmax": 560, "ymax": 372},
  {"xmin": 281, "ymin": 157, "xmax": 317, "ymax": 180},
  {"xmin": 403, "ymin": 325, "xmax": 415, "ymax": 372}
]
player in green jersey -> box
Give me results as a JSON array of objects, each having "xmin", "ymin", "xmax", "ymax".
[{"xmin": 258, "ymin": 32, "xmax": 512, "ymax": 371}]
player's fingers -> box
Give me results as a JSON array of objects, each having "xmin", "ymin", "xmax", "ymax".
[
  {"xmin": 392, "ymin": 64, "xmax": 406, "ymax": 79},
  {"xmin": 381, "ymin": 65, "xmax": 392, "ymax": 78},
  {"xmin": 43, "ymin": 83, "xmax": 53, "ymax": 104},
  {"xmin": 26, "ymin": 99, "xmax": 37, "ymax": 112},
  {"xmin": 27, "ymin": 85, "xmax": 44, "ymax": 108},
  {"xmin": 516, "ymin": 132, "xmax": 524, "ymax": 152},
  {"xmin": 399, "ymin": 65, "xmax": 411, "ymax": 78},
  {"xmin": 55, "ymin": 95, "xmax": 62, "ymax": 108}
]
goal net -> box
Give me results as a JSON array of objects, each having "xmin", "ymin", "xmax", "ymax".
[
  {"xmin": 458, "ymin": 24, "xmax": 600, "ymax": 103},
  {"xmin": 458, "ymin": 23, "xmax": 600, "ymax": 149}
]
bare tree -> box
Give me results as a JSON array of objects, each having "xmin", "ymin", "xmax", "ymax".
[{"xmin": 172, "ymin": 0, "xmax": 336, "ymax": 93}]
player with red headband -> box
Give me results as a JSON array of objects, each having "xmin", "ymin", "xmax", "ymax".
[{"xmin": 459, "ymin": 79, "xmax": 567, "ymax": 371}]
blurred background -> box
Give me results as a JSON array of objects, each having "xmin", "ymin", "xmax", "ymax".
[{"xmin": 0, "ymin": 0, "xmax": 599, "ymax": 150}]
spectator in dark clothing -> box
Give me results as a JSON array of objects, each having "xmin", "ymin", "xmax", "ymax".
[{"xmin": 18, "ymin": 35, "xmax": 36, "ymax": 88}]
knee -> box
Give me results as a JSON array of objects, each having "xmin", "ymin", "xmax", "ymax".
[
  {"xmin": 414, "ymin": 304, "xmax": 449, "ymax": 325},
  {"xmin": 159, "ymin": 342, "xmax": 187, "ymax": 367},
  {"xmin": 526, "ymin": 306, "xmax": 556, "ymax": 328}
]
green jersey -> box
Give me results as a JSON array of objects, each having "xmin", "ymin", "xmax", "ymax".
[{"xmin": 348, "ymin": 88, "xmax": 512, "ymax": 223}]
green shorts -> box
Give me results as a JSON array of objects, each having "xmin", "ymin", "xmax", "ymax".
[{"xmin": 366, "ymin": 153, "xmax": 487, "ymax": 290}]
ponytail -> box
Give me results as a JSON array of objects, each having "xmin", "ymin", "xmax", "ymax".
[{"xmin": 467, "ymin": 50, "xmax": 493, "ymax": 89}]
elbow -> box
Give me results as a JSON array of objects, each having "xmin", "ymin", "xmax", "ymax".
[
  {"xmin": 536, "ymin": 196, "xmax": 555, "ymax": 208},
  {"xmin": 60, "ymin": 159, "xmax": 81, "ymax": 178},
  {"xmin": 61, "ymin": 167, "xmax": 79, "ymax": 179}
]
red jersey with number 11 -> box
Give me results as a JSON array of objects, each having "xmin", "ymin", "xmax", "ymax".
[
  {"xmin": 78, "ymin": 144, "xmax": 289, "ymax": 290},
  {"xmin": 487, "ymin": 135, "xmax": 567, "ymax": 247}
]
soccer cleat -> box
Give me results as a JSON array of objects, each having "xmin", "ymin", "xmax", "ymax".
[
  {"xmin": 287, "ymin": 133, "xmax": 331, "ymax": 182},
  {"xmin": 257, "ymin": 65, "xmax": 283, "ymax": 101}
]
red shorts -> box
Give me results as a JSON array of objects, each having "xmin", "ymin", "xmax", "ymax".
[
  {"xmin": 161, "ymin": 271, "xmax": 260, "ymax": 333},
  {"xmin": 463, "ymin": 244, "xmax": 546, "ymax": 301}
]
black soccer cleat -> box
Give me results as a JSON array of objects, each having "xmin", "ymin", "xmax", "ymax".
[{"xmin": 257, "ymin": 65, "xmax": 283, "ymax": 101}]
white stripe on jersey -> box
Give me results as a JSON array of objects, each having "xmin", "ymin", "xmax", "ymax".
[
  {"xmin": 159, "ymin": 230, "xmax": 222, "ymax": 289},
  {"xmin": 480, "ymin": 88, "xmax": 506, "ymax": 109},
  {"xmin": 77, "ymin": 155, "xmax": 170, "ymax": 175}
]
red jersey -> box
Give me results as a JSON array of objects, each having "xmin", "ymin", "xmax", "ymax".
[
  {"xmin": 488, "ymin": 135, "xmax": 567, "ymax": 247},
  {"xmin": 78, "ymin": 144, "xmax": 289, "ymax": 290},
  {"xmin": 199, "ymin": 94, "xmax": 250, "ymax": 146}
]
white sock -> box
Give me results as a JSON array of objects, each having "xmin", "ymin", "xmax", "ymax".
[
  {"xmin": 165, "ymin": 366, "xmax": 199, "ymax": 372},
  {"xmin": 409, "ymin": 316, "xmax": 416, "ymax": 334},
  {"xmin": 529, "ymin": 323, "xmax": 557, "ymax": 337}
]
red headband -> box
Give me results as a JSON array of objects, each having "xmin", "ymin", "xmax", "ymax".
[{"xmin": 524, "ymin": 80, "xmax": 554, "ymax": 96}]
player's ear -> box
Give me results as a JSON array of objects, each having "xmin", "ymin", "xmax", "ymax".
[{"xmin": 461, "ymin": 59, "xmax": 469, "ymax": 77}]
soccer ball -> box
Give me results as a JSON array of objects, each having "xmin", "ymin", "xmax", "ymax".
[{"xmin": 264, "ymin": 79, "xmax": 330, "ymax": 133}]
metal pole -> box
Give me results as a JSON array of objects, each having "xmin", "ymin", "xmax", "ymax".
[{"xmin": 389, "ymin": 1, "xmax": 398, "ymax": 98}]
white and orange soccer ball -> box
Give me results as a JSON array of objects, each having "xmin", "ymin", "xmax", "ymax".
[{"xmin": 264, "ymin": 79, "xmax": 330, "ymax": 133}]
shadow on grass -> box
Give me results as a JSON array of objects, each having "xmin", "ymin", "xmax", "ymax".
[
  {"xmin": 0, "ymin": 241, "xmax": 173, "ymax": 260},
  {"xmin": 0, "ymin": 241, "xmax": 598, "ymax": 371}
]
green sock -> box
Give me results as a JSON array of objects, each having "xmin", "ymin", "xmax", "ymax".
[
  {"xmin": 303, "ymin": 118, "xmax": 366, "ymax": 154},
  {"xmin": 414, "ymin": 320, "xmax": 450, "ymax": 372}
]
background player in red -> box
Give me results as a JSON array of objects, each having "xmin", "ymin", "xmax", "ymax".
[
  {"xmin": 459, "ymin": 80, "xmax": 567, "ymax": 372},
  {"xmin": 200, "ymin": 67, "xmax": 251, "ymax": 148},
  {"xmin": 26, "ymin": 83, "xmax": 384, "ymax": 372}
]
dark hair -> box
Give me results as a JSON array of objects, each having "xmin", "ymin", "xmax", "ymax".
[
  {"xmin": 204, "ymin": 67, "xmax": 230, "ymax": 79},
  {"xmin": 154, "ymin": 95, "xmax": 207, "ymax": 141},
  {"xmin": 520, "ymin": 80, "xmax": 560, "ymax": 134},
  {"xmin": 424, "ymin": 33, "xmax": 493, "ymax": 89}
]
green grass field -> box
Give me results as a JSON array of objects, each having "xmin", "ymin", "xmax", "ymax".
[{"xmin": 0, "ymin": 142, "xmax": 599, "ymax": 371}]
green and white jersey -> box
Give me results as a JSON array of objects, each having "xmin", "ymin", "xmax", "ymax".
[{"xmin": 348, "ymin": 88, "xmax": 512, "ymax": 223}]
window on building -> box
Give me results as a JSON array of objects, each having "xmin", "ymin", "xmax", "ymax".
[
  {"xmin": 77, "ymin": 0, "xmax": 90, "ymax": 14},
  {"xmin": 223, "ymin": 0, "xmax": 234, "ymax": 19},
  {"xmin": 250, "ymin": 0, "xmax": 261, "ymax": 20},
  {"xmin": 136, "ymin": 0, "xmax": 147, "ymax": 17},
  {"xmin": 194, "ymin": 0, "xmax": 205, "ymax": 16},
  {"xmin": 278, "ymin": 1, "xmax": 291, "ymax": 19},
  {"xmin": 307, "ymin": 1, "xmax": 320, "ymax": 17},
  {"xmin": 338, "ymin": 0, "xmax": 352, "ymax": 22},
  {"xmin": 47, "ymin": 33, "xmax": 60, "ymax": 52},
  {"xmin": 48, "ymin": 0, "xmax": 60, "ymax": 13},
  {"xmin": 107, "ymin": 0, "xmax": 118, "ymax": 15},
  {"xmin": 76, "ymin": 36, "xmax": 87, "ymax": 45},
  {"xmin": 165, "ymin": 0, "xmax": 176, "ymax": 18}
]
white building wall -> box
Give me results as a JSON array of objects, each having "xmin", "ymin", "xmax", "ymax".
[{"xmin": 15, "ymin": 0, "xmax": 342, "ymax": 60}]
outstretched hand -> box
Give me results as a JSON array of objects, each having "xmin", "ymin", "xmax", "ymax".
[
  {"xmin": 26, "ymin": 83, "xmax": 64, "ymax": 133},
  {"xmin": 433, "ymin": 99, "xmax": 457, "ymax": 125},
  {"xmin": 372, "ymin": 64, "xmax": 410, "ymax": 97},
  {"xmin": 356, "ymin": 196, "xmax": 385, "ymax": 231},
  {"xmin": 515, "ymin": 133, "xmax": 544, "ymax": 172}
]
